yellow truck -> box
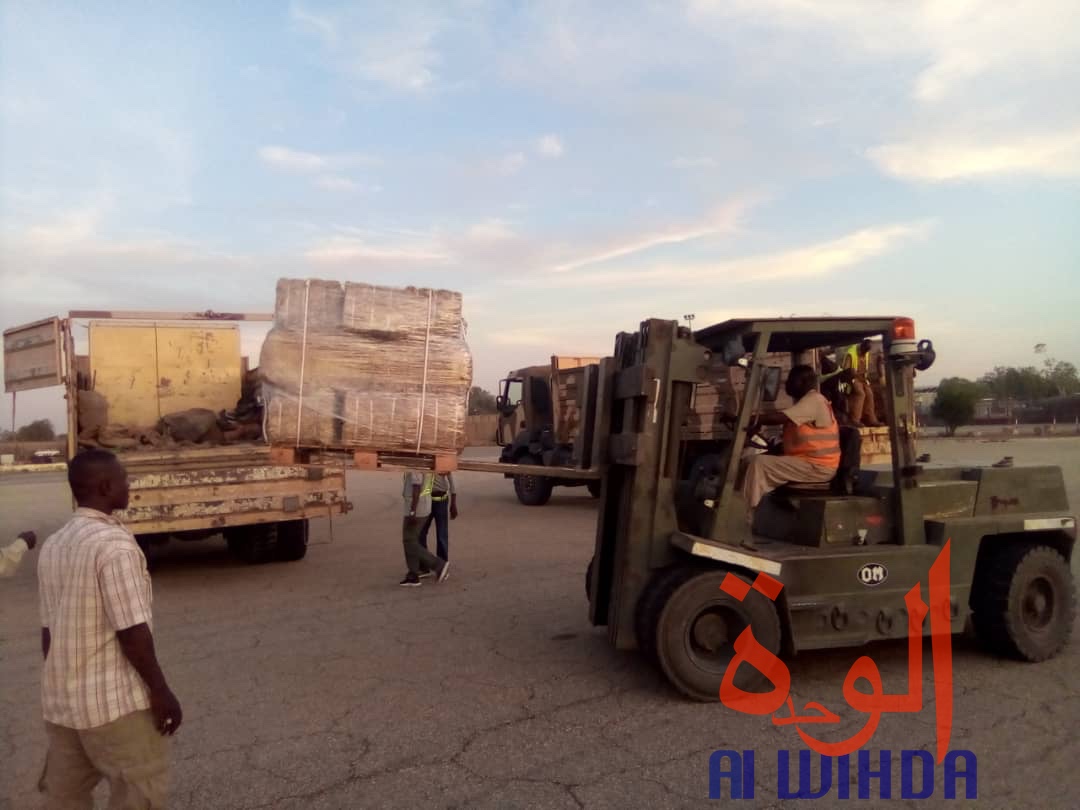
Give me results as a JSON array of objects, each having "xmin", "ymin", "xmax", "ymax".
[{"xmin": 3, "ymin": 310, "xmax": 349, "ymax": 563}]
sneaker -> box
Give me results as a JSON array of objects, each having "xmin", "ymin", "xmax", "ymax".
[
  {"xmin": 417, "ymin": 569, "xmax": 435, "ymax": 579},
  {"xmin": 398, "ymin": 573, "xmax": 421, "ymax": 587},
  {"xmin": 437, "ymin": 561, "xmax": 451, "ymax": 583}
]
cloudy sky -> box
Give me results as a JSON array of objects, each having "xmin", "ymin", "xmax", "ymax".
[{"xmin": 2, "ymin": 1, "xmax": 1079, "ymax": 428}]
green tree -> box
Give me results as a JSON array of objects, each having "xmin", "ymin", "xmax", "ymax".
[
  {"xmin": 932, "ymin": 379, "xmax": 985, "ymax": 436},
  {"xmin": 16, "ymin": 418, "xmax": 56, "ymax": 441},
  {"xmin": 979, "ymin": 366, "xmax": 1053, "ymax": 401},
  {"xmin": 1043, "ymin": 360, "xmax": 1080, "ymax": 397},
  {"xmin": 468, "ymin": 386, "xmax": 498, "ymax": 415}
]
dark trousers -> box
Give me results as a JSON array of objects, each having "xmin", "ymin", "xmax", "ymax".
[
  {"xmin": 419, "ymin": 498, "xmax": 450, "ymax": 562},
  {"xmin": 403, "ymin": 516, "xmax": 444, "ymax": 576}
]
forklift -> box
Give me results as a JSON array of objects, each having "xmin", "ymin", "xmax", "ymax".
[{"xmin": 586, "ymin": 316, "xmax": 1076, "ymax": 701}]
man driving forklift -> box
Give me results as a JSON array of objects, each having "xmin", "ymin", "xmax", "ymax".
[{"xmin": 741, "ymin": 364, "xmax": 840, "ymax": 519}]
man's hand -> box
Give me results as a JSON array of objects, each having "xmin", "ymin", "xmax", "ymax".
[
  {"xmin": 450, "ymin": 500, "xmax": 459, "ymax": 520},
  {"xmin": 18, "ymin": 531, "xmax": 37, "ymax": 550},
  {"xmin": 149, "ymin": 686, "xmax": 183, "ymax": 736}
]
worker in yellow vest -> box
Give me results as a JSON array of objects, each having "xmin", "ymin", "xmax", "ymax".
[
  {"xmin": 841, "ymin": 340, "xmax": 884, "ymax": 427},
  {"xmin": 400, "ymin": 473, "xmax": 450, "ymax": 587}
]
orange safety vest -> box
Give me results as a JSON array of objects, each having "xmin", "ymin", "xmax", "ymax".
[{"xmin": 782, "ymin": 397, "xmax": 841, "ymax": 469}]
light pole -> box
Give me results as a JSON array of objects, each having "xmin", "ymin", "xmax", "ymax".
[{"xmin": 684, "ymin": 313, "xmax": 695, "ymax": 334}]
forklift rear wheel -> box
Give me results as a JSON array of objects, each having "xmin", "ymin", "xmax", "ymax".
[
  {"xmin": 587, "ymin": 480, "xmax": 602, "ymax": 499},
  {"xmin": 514, "ymin": 456, "xmax": 553, "ymax": 506},
  {"xmin": 972, "ymin": 544, "xmax": 1075, "ymax": 662},
  {"xmin": 586, "ymin": 557, "xmax": 594, "ymax": 600},
  {"xmin": 654, "ymin": 568, "xmax": 782, "ymax": 702}
]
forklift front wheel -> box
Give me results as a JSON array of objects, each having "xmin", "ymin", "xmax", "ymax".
[{"xmin": 654, "ymin": 568, "xmax": 782, "ymax": 702}]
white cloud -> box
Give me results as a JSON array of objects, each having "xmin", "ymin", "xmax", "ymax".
[
  {"xmin": 869, "ymin": 129, "xmax": 1080, "ymax": 182},
  {"xmin": 551, "ymin": 198, "xmax": 752, "ymax": 273},
  {"xmin": 536, "ymin": 134, "xmax": 564, "ymax": 158},
  {"xmin": 259, "ymin": 145, "xmax": 327, "ymax": 173},
  {"xmin": 315, "ymin": 175, "xmax": 359, "ymax": 192},
  {"xmin": 290, "ymin": 3, "xmax": 444, "ymax": 93},
  {"xmin": 535, "ymin": 221, "xmax": 933, "ymax": 288}
]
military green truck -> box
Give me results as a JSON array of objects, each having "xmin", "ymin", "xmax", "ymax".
[
  {"xmin": 496, "ymin": 355, "xmax": 604, "ymax": 504},
  {"xmin": 583, "ymin": 316, "xmax": 1076, "ymax": 700}
]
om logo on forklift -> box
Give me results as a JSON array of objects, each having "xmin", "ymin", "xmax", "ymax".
[{"xmin": 858, "ymin": 563, "xmax": 889, "ymax": 587}]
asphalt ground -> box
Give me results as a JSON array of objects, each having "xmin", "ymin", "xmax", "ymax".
[{"xmin": 2, "ymin": 438, "xmax": 1079, "ymax": 809}]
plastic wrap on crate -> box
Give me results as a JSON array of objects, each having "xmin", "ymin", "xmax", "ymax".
[{"xmin": 261, "ymin": 279, "xmax": 473, "ymax": 454}]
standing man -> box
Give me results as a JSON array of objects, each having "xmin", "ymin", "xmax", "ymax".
[
  {"xmin": 400, "ymin": 471, "xmax": 450, "ymax": 587},
  {"xmin": 1, "ymin": 530, "xmax": 37, "ymax": 577},
  {"xmin": 37, "ymin": 449, "xmax": 182, "ymax": 809},
  {"xmin": 742, "ymin": 365, "xmax": 841, "ymax": 517},
  {"xmin": 418, "ymin": 472, "xmax": 458, "ymax": 576},
  {"xmin": 842, "ymin": 340, "xmax": 884, "ymax": 427}
]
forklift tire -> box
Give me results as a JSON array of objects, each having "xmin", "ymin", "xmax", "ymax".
[
  {"xmin": 275, "ymin": 520, "xmax": 309, "ymax": 562},
  {"xmin": 514, "ymin": 456, "xmax": 553, "ymax": 506},
  {"xmin": 587, "ymin": 480, "xmax": 602, "ymax": 499},
  {"xmin": 972, "ymin": 544, "xmax": 1076, "ymax": 662},
  {"xmin": 654, "ymin": 568, "xmax": 782, "ymax": 702},
  {"xmin": 635, "ymin": 567, "xmax": 696, "ymax": 664},
  {"xmin": 586, "ymin": 557, "xmax": 594, "ymax": 600}
]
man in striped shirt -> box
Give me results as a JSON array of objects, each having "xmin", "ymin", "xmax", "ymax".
[{"xmin": 37, "ymin": 449, "xmax": 182, "ymax": 809}]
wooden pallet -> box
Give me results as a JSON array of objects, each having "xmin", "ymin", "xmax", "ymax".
[{"xmin": 269, "ymin": 445, "xmax": 458, "ymax": 473}]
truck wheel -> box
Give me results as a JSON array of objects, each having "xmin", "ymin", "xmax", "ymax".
[
  {"xmin": 276, "ymin": 520, "xmax": 309, "ymax": 562},
  {"xmin": 972, "ymin": 544, "xmax": 1076, "ymax": 662},
  {"xmin": 225, "ymin": 524, "xmax": 276, "ymax": 564},
  {"xmin": 514, "ymin": 456, "xmax": 553, "ymax": 506},
  {"xmin": 587, "ymin": 480, "xmax": 602, "ymax": 499},
  {"xmin": 654, "ymin": 568, "xmax": 782, "ymax": 702}
]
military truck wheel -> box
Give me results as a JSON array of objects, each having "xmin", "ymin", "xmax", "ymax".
[
  {"xmin": 972, "ymin": 544, "xmax": 1076, "ymax": 662},
  {"xmin": 514, "ymin": 456, "xmax": 553, "ymax": 506},
  {"xmin": 587, "ymin": 480, "xmax": 602, "ymax": 499},
  {"xmin": 654, "ymin": 568, "xmax": 782, "ymax": 702},
  {"xmin": 276, "ymin": 520, "xmax": 309, "ymax": 562}
]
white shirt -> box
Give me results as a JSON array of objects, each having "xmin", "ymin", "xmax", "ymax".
[
  {"xmin": 37, "ymin": 508, "xmax": 153, "ymax": 729},
  {"xmin": 0, "ymin": 537, "xmax": 29, "ymax": 577},
  {"xmin": 782, "ymin": 391, "xmax": 834, "ymax": 428}
]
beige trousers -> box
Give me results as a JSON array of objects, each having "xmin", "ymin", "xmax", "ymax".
[
  {"xmin": 743, "ymin": 455, "xmax": 837, "ymax": 508},
  {"xmin": 39, "ymin": 710, "xmax": 169, "ymax": 810},
  {"xmin": 848, "ymin": 378, "xmax": 880, "ymax": 425}
]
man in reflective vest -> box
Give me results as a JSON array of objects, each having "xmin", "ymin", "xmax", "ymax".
[
  {"xmin": 842, "ymin": 340, "xmax": 884, "ymax": 427},
  {"xmin": 742, "ymin": 365, "xmax": 841, "ymax": 516},
  {"xmin": 418, "ymin": 472, "xmax": 458, "ymax": 577},
  {"xmin": 400, "ymin": 472, "xmax": 450, "ymax": 587}
]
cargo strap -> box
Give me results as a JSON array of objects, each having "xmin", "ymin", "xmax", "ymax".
[
  {"xmin": 416, "ymin": 289, "xmax": 433, "ymax": 453},
  {"xmin": 295, "ymin": 280, "xmax": 311, "ymax": 448}
]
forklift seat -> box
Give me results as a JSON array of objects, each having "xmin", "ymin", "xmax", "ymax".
[{"xmin": 778, "ymin": 425, "xmax": 862, "ymax": 498}]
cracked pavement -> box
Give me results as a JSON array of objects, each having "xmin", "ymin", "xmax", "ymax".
[{"xmin": 2, "ymin": 439, "xmax": 1079, "ymax": 808}]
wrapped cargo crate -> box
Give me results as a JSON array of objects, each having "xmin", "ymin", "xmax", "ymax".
[{"xmin": 261, "ymin": 279, "xmax": 473, "ymax": 454}]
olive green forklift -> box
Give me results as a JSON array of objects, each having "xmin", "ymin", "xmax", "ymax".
[{"xmin": 586, "ymin": 317, "xmax": 1076, "ymax": 701}]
